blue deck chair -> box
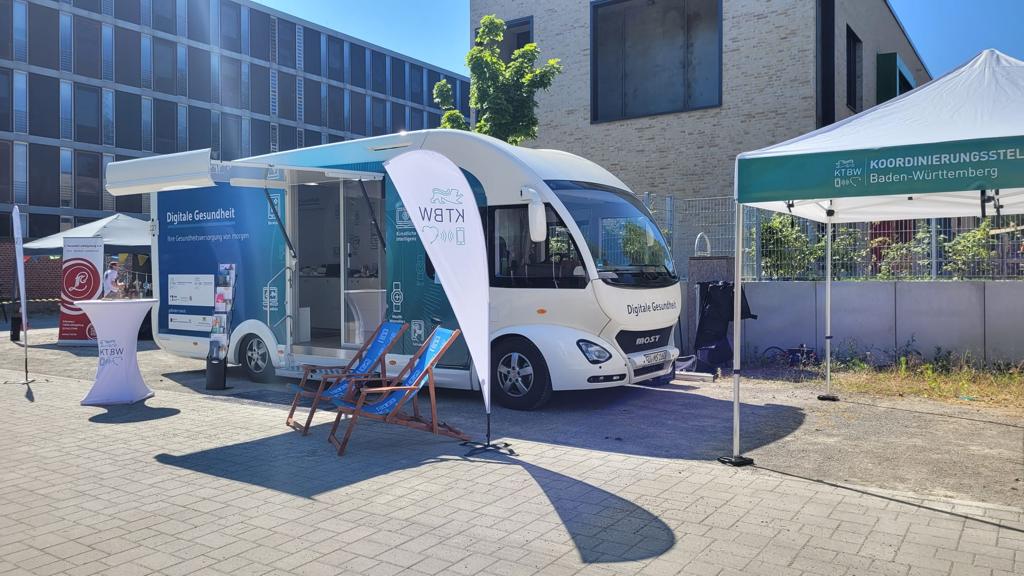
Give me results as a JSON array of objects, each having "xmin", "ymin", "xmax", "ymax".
[
  {"xmin": 327, "ymin": 326, "xmax": 468, "ymax": 456},
  {"xmin": 286, "ymin": 321, "xmax": 408, "ymax": 435}
]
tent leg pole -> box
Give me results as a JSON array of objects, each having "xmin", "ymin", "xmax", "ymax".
[
  {"xmin": 819, "ymin": 217, "xmax": 838, "ymax": 402},
  {"xmin": 719, "ymin": 203, "xmax": 752, "ymax": 467}
]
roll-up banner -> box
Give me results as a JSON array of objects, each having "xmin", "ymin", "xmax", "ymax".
[
  {"xmin": 58, "ymin": 236, "xmax": 105, "ymax": 345},
  {"xmin": 384, "ymin": 150, "xmax": 491, "ymax": 414}
]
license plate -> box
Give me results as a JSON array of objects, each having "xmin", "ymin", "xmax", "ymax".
[{"xmin": 643, "ymin": 350, "xmax": 669, "ymax": 365}]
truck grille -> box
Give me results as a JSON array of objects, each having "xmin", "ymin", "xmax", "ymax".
[{"xmin": 615, "ymin": 325, "xmax": 674, "ymax": 354}]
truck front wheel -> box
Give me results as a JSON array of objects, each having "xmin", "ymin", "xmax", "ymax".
[{"xmin": 491, "ymin": 337, "xmax": 552, "ymax": 410}]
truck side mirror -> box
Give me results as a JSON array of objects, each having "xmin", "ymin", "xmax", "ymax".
[{"xmin": 528, "ymin": 200, "xmax": 547, "ymax": 243}]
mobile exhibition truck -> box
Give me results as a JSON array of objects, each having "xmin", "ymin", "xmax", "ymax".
[{"xmin": 106, "ymin": 130, "xmax": 681, "ymax": 409}]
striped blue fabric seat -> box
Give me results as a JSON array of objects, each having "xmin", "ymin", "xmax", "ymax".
[
  {"xmin": 331, "ymin": 327, "xmax": 456, "ymax": 416},
  {"xmin": 288, "ymin": 321, "xmax": 406, "ymax": 398}
]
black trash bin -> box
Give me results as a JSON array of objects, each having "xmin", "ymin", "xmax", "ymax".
[
  {"xmin": 9, "ymin": 315, "xmax": 21, "ymax": 342},
  {"xmin": 205, "ymin": 356, "xmax": 228, "ymax": 390}
]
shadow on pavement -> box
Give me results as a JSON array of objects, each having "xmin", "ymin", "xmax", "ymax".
[
  {"xmin": 156, "ymin": 376, "xmax": 806, "ymax": 461},
  {"xmin": 88, "ymin": 402, "xmax": 181, "ymax": 423},
  {"xmin": 155, "ymin": 426, "xmax": 674, "ymax": 563},
  {"xmin": 24, "ymin": 382, "xmax": 34, "ymax": 402}
]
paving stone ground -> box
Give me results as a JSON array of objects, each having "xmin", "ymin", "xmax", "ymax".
[{"xmin": 0, "ymin": 363, "xmax": 1022, "ymax": 576}]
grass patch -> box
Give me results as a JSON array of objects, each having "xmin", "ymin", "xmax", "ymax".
[{"xmin": 831, "ymin": 352, "xmax": 1024, "ymax": 408}]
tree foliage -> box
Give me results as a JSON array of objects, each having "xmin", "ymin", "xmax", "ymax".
[
  {"xmin": 433, "ymin": 15, "xmax": 562, "ymax": 144},
  {"xmin": 942, "ymin": 219, "xmax": 995, "ymax": 280},
  {"xmin": 759, "ymin": 214, "xmax": 822, "ymax": 280}
]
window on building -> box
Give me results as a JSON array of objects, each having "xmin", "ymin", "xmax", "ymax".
[
  {"xmin": 12, "ymin": 70, "xmax": 25, "ymax": 133},
  {"xmin": 499, "ymin": 17, "xmax": 532, "ymax": 61},
  {"xmin": 220, "ymin": 112, "xmax": 240, "ymax": 160},
  {"xmin": 371, "ymin": 97, "xmax": 386, "ymax": 135},
  {"xmin": 115, "ymin": 0, "xmax": 140, "ymax": 24},
  {"xmin": 250, "ymin": 63, "xmax": 269, "ymax": 114},
  {"xmin": 349, "ymin": 91, "xmax": 365, "ymax": 135},
  {"xmin": 115, "ymin": 27, "xmax": 141, "ymax": 87},
  {"xmin": 101, "ymin": 88, "xmax": 114, "ymax": 146},
  {"xmin": 391, "ymin": 102, "xmax": 405, "ymax": 132},
  {"xmin": 187, "ymin": 0, "xmax": 210, "ymax": 43},
  {"xmin": 153, "ymin": 38, "xmax": 176, "ymax": 94},
  {"xmin": 141, "ymin": 34, "xmax": 152, "ymax": 88},
  {"xmin": 115, "ymin": 91, "xmax": 141, "ymax": 149},
  {"xmin": 277, "ymin": 19, "xmax": 295, "ymax": 68},
  {"xmin": 846, "ymin": 26, "xmax": 863, "ymax": 111},
  {"xmin": 391, "ymin": 58, "xmax": 406, "ymax": 100},
  {"xmin": 74, "ymin": 150, "xmax": 101, "ymax": 209},
  {"xmin": 0, "ymin": 68, "xmax": 10, "ymax": 132},
  {"xmin": 409, "ymin": 64, "xmax": 423, "ymax": 105},
  {"xmin": 102, "ymin": 23, "xmax": 114, "ymax": 81},
  {"xmin": 592, "ymin": 0, "xmax": 721, "ymax": 122},
  {"xmin": 458, "ymin": 80, "xmax": 470, "ymax": 116},
  {"xmin": 28, "ymin": 73, "xmax": 58, "ymax": 139},
  {"xmin": 0, "ymin": 0, "xmax": 12, "ymax": 60},
  {"xmin": 59, "ymin": 12, "xmax": 72, "ymax": 71},
  {"xmin": 74, "ymin": 0, "xmax": 101, "ymax": 13},
  {"xmin": 30, "ymin": 214, "xmax": 58, "ymax": 239},
  {"xmin": 28, "ymin": 3, "xmax": 59, "ymax": 70},
  {"xmin": 13, "ymin": 0, "xmax": 25, "ymax": 63},
  {"xmin": 349, "ymin": 43, "xmax": 366, "ymax": 88},
  {"xmin": 371, "ymin": 51, "xmax": 386, "ymax": 95},
  {"xmin": 248, "ymin": 9, "xmax": 270, "ymax": 61},
  {"xmin": 303, "ymin": 27, "xmax": 321, "ymax": 75},
  {"xmin": 153, "ymin": 0, "xmax": 175, "ymax": 34},
  {"xmin": 327, "ymin": 85, "xmax": 342, "ymax": 131},
  {"xmin": 0, "ymin": 141, "xmax": 10, "ymax": 203},
  {"xmin": 13, "ymin": 142, "xmax": 26, "ymax": 204},
  {"xmin": 29, "ymin": 143, "xmax": 59, "ymax": 207},
  {"xmin": 72, "ymin": 16, "xmax": 102, "ymax": 79},
  {"xmin": 327, "ymin": 36, "xmax": 343, "ymax": 82},
  {"xmin": 427, "ymin": 111, "xmax": 440, "ymax": 128},
  {"xmin": 141, "ymin": 96, "xmax": 152, "ymax": 150},
  {"xmin": 277, "ymin": 123, "xmax": 295, "ymax": 150},
  {"xmin": 59, "ymin": 148, "xmax": 71, "ymax": 208},
  {"xmin": 221, "ymin": 56, "xmax": 241, "ymax": 109},
  {"xmin": 59, "ymin": 80, "xmax": 72, "ymax": 139},
  {"xmin": 220, "ymin": 0, "xmax": 241, "ymax": 53},
  {"xmin": 115, "ymin": 192, "xmax": 142, "ymax": 213},
  {"xmin": 176, "ymin": 43, "xmax": 187, "ymax": 96},
  {"xmin": 489, "ymin": 205, "xmax": 586, "ymax": 289},
  {"xmin": 250, "ymin": 117, "xmax": 269, "ymax": 155},
  {"xmin": 304, "ymin": 78, "xmax": 321, "ymax": 126},
  {"xmin": 410, "ymin": 108, "xmax": 423, "ymax": 131},
  {"xmin": 188, "ymin": 46, "xmax": 211, "ymax": 102},
  {"xmin": 187, "ymin": 105, "xmax": 210, "ymax": 150},
  {"xmin": 426, "ymin": 70, "xmax": 440, "ymax": 102},
  {"xmin": 176, "ymin": 103, "xmax": 187, "ymax": 150},
  {"xmin": 277, "ymin": 71, "xmax": 295, "ymax": 120},
  {"xmin": 153, "ymin": 98, "xmax": 175, "ymax": 153}
]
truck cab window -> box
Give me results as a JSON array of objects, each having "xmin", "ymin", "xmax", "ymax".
[{"xmin": 490, "ymin": 205, "xmax": 586, "ymax": 289}]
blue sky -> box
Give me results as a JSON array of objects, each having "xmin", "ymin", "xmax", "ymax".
[{"xmin": 254, "ymin": 0, "xmax": 1024, "ymax": 79}]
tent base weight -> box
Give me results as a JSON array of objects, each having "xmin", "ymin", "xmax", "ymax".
[
  {"xmin": 817, "ymin": 394, "xmax": 840, "ymax": 402},
  {"xmin": 4, "ymin": 379, "xmax": 34, "ymax": 385},
  {"xmin": 462, "ymin": 440, "xmax": 516, "ymax": 457},
  {"xmin": 718, "ymin": 455, "xmax": 754, "ymax": 467}
]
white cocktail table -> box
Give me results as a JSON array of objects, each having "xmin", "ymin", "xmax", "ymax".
[{"xmin": 75, "ymin": 299, "xmax": 157, "ymax": 406}]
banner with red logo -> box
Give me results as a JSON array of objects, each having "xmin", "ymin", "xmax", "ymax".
[{"xmin": 58, "ymin": 237, "xmax": 104, "ymax": 345}]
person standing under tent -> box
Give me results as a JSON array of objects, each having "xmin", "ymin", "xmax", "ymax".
[{"xmin": 102, "ymin": 261, "xmax": 122, "ymax": 299}]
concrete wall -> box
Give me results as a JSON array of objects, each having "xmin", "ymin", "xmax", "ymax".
[{"xmin": 740, "ymin": 281, "xmax": 1024, "ymax": 364}]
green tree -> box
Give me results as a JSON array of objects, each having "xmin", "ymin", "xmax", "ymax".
[
  {"xmin": 759, "ymin": 214, "xmax": 822, "ymax": 280},
  {"xmin": 432, "ymin": 78, "xmax": 469, "ymax": 131},
  {"xmin": 943, "ymin": 220, "xmax": 995, "ymax": 279},
  {"xmin": 873, "ymin": 227, "xmax": 932, "ymax": 280},
  {"xmin": 433, "ymin": 15, "xmax": 562, "ymax": 144}
]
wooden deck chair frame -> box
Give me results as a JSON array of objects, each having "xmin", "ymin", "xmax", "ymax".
[
  {"xmin": 327, "ymin": 327, "xmax": 469, "ymax": 456},
  {"xmin": 286, "ymin": 321, "xmax": 408, "ymax": 435}
]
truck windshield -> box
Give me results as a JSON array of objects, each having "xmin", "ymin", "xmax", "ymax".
[{"xmin": 547, "ymin": 180, "xmax": 677, "ymax": 288}]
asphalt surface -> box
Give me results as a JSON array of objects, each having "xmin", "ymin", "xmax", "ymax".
[{"xmin": 4, "ymin": 312, "xmax": 1023, "ymax": 509}]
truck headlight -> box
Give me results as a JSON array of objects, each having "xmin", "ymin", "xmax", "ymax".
[{"xmin": 576, "ymin": 340, "xmax": 611, "ymax": 364}]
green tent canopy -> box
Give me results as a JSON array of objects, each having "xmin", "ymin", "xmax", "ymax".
[{"xmin": 719, "ymin": 50, "xmax": 1024, "ymax": 467}]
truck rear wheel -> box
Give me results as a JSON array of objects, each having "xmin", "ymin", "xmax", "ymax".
[
  {"xmin": 240, "ymin": 334, "xmax": 275, "ymax": 383},
  {"xmin": 492, "ymin": 337, "xmax": 552, "ymax": 410}
]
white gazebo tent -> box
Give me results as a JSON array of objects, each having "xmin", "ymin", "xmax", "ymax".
[
  {"xmin": 721, "ymin": 49, "xmax": 1024, "ymax": 466},
  {"xmin": 23, "ymin": 213, "xmax": 151, "ymax": 255}
]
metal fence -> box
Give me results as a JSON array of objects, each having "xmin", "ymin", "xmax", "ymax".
[{"xmin": 650, "ymin": 195, "xmax": 1024, "ymax": 281}]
